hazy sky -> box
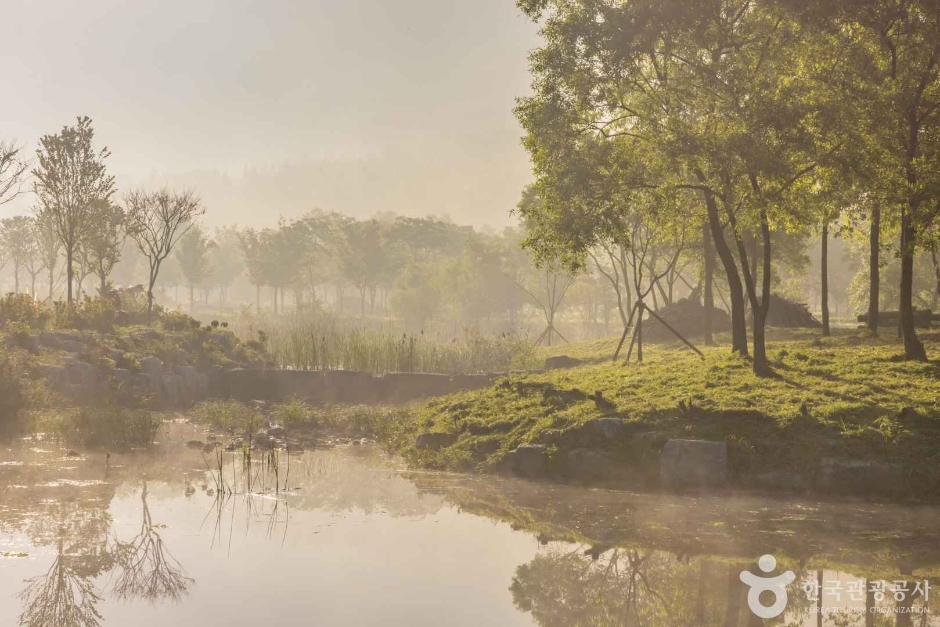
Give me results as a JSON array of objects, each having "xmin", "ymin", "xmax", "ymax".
[{"xmin": 3, "ymin": 0, "xmax": 538, "ymax": 227}]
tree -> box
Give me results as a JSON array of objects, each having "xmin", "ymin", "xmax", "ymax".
[
  {"xmin": 341, "ymin": 219, "xmax": 393, "ymax": 315},
  {"xmin": 238, "ymin": 228, "xmax": 267, "ymax": 313},
  {"xmin": 794, "ymin": 0, "xmax": 940, "ymax": 359},
  {"xmin": 81, "ymin": 200, "xmax": 126, "ymax": 297},
  {"xmin": 0, "ymin": 139, "xmax": 28, "ymax": 206},
  {"xmin": 124, "ymin": 188, "xmax": 204, "ymax": 323},
  {"xmin": 32, "ymin": 116, "xmax": 115, "ymax": 303},
  {"xmin": 210, "ymin": 225, "xmax": 243, "ymax": 305},
  {"xmin": 34, "ymin": 211, "xmax": 63, "ymax": 302},
  {"xmin": 0, "ymin": 216, "xmax": 38, "ymax": 294},
  {"xmin": 516, "ymin": 0, "xmax": 847, "ymax": 375},
  {"xmin": 174, "ymin": 225, "xmax": 213, "ymax": 313}
]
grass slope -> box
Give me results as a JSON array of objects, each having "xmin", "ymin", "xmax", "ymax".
[{"xmin": 388, "ymin": 329, "xmax": 940, "ymax": 492}]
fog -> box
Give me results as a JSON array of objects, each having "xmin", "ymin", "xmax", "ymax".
[{"xmin": 2, "ymin": 0, "xmax": 537, "ymax": 228}]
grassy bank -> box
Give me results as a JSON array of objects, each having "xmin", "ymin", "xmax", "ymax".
[{"xmin": 383, "ymin": 329, "xmax": 940, "ymax": 493}]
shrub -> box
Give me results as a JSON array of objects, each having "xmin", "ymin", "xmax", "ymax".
[
  {"xmin": 34, "ymin": 407, "xmax": 162, "ymax": 448},
  {"xmin": 191, "ymin": 400, "xmax": 262, "ymax": 439},
  {"xmin": 51, "ymin": 297, "xmax": 116, "ymax": 332},
  {"xmin": 0, "ymin": 293, "xmax": 48, "ymax": 330},
  {"xmin": 161, "ymin": 311, "xmax": 198, "ymax": 332}
]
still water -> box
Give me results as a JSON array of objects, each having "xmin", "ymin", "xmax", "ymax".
[{"xmin": 2, "ymin": 430, "xmax": 938, "ymax": 626}]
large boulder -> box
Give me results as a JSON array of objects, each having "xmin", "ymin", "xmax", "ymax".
[
  {"xmin": 816, "ymin": 458, "xmax": 904, "ymax": 497},
  {"xmin": 573, "ymin": 417, "xmax": 626, "ymax": 445},
  {"xmin": 59, "ymin": 340, "xmax": 85, "ymax": 354},
  {"xmin": 660, "ymin": 439, "xmax": 728, "ymax": 488},
  {"xmin": 138, "ymin": 356, "xmax": 164, "ymax": 377},
  {"xmin": 414, "ymin": 432, "xmax": 458, "ymax": 451}
]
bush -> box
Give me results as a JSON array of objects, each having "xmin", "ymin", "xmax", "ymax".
[
  {"xmin": 51, "ymin": 297, "xmax": 116, "ymax": 332},
  {"xmin": 161, "ymin": 311, "xmax": 198, "ymax": 332},
  {"xmin": 0, "ymin": 293, "xmax": 48, "ymax": 330},
  {"xmin": 33, "ymin": 407, "xmax": 162, "ymax": 448},
  {"xmin": 191, "ymin": 400, "xmax": 262, "ymax": 439}
]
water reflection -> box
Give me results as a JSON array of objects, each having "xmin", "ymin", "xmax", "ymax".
[
  {"xmin": 111, "ymin": 483, "xmax": 192, "ymax": 604},
  {"xmin": 2, "ymin": 438, "xmax": 940, "ymax": 626}
]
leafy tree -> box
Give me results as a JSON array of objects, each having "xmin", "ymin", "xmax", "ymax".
[
  {"xmin": 238, "ymin": 228, "xmax": 267, "ymax": 313},
  {"xmin": 32, "ymin": 116, "xmax": 115, "ymax": 303},
  {"xmin": 33, "ymin": 210, "xmax": 62, "ymax": 302},
  {"xmin": 81, "ymin": 199, "xmax": 126, "ymax": 297},
  {"xmin": 210, "ymin": 225, "xmax": 243, "ymax": 305},
  {"xmin": 0, "ymin": 215, "xmax": 38, "ymax": 294},
  {"xmin": 174, "ymin": 225, "xmax": 213, "ymax": 313}
]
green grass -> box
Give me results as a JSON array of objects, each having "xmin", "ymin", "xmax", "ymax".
[{"xmin": 387, "ymin": 328, "xmax": 940, "ymax": 493}]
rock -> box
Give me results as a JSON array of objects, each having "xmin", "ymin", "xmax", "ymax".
[
  {"xmin": 111, "ymin": 368, "xmax": 131, "ymax": 386},
  {"xmin": 577, "ymin": 417, "xmax": 626, "ymax": 443},
  {"xmin": 59, "ymin": 340, "xmax": 85, "ymax": 354},
  {"xmin": 414, "ymin": 432, "xmax": 458, "ymax": 451},
  {"xmin": 38, "ymin": 331, "xmax": 61, "ymax": 348},
  {"xmin": 64, "ymin": 360, "xmax": 97, "ymax": 387},
  {"xmin": 265, "ymin": 427, "xmax": 286, "ymax": 438},
  {"xmin": 565, "ymin": 448, "xmax": 615, "ymax": 481},
  {"xmin": 131, "ymin": 372, "xmax": 159, "ymax": 396},
  {"xmin": 138, "ymin": 356, "xmax": 164, "ymax": 377},
  {"xmin": 660, "ymin": 439, "xmax": 728, "ymax": 488},
  {"xmin": 161, "ymin": 374, "xmax": 182, "ymax": 407},
  {"xmin": 21, "ymin": 334, "xmax": 41, "ymax": 354},
  {"xmin": 545, "ymin": 355, "xmax": 583, "ymax": 370},
  {"xmin": 746, "ymin": 471, "xmax": 808, "ymax": 493},
  {"xmin": 186, "ymin": 440, "xmax": 206, "ymax": 449},
  {"xmin": 816, "ymin": 458, "xmax": 904, "ymax": 497},
  {"xmin": 504, "ymin": 444, "xmax": 549, "ymax": 479},
  {"xmin": 202, "ymin": 442, "xmax": 220, "ymax": 453}
]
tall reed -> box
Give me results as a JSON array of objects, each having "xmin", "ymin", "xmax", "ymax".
[{"xmin": 233, "ymin": 311, "xmax": 538, "ymax": 374}]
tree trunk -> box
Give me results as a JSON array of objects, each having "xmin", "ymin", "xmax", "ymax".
[
  {"xmin": 703, "ymin": 218, "xmax": 715, "ymax": 346},
  {"xmin": 189, "ymin": 284, "xmax": 194, "ymax": 314},
  {"xmin": 700, "ymin": 180, "xmax": 749, "ymax": 356},
  {"xmin": 256, "ymin": 285, "xmax": 260, "ymax": 314},
  {"xmin": 869, "ymin": 203, "xmax": 881, "ymax": 334},
  {"xmin": 273, "ymin": 286, "xmax": 278, "ymax": 314},
  {"xmin": 66, "ymin": 248, "xmax": 74, "ymax": 303},
  {"xmin": 931, "ymin": 248, "xmax": 940, "ymax": 307},
  {"xmin": 821, "ymin": 220, "xmax": 830, "ymax": 337},
  {"xmin": 748, "ymin": 204, "xmax": 773, "ymax": 377},
  {"xmin": 899, "ymin": 210, "xmax": 927, "ymax": 361}
]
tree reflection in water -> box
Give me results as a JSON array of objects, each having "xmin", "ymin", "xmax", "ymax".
[
  {"xmin": 17, "ymin": 507, "xmax": 114, "ymax": 627},
  {"xmin": 16, "ymin": 483, "xmax": 191, "ymax": 627},
  {"xmin": 111, "ymin": 482, "xmax": 193, "ymax": 604}
]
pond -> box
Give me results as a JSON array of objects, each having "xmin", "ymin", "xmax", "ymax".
[{"xmin": 2, "ymin": 428, "xmax": 938, "ymax": 626}]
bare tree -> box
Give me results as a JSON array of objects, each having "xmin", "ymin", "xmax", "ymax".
[
  {"xmin": 0, "ymin": 139, "xmax": 28, "ymax": 205},
  {"xmin": 32, "ymin": 117, "xmax": 115, "ymax": 303},
  {"xmin": 124, "ymin": 188, "xmax": 204, "ymax": 322}
]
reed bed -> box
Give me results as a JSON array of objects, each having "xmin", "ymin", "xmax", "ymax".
[{"xmin": 233, "ymin": 312, "xmax": 538, "ymax": 374}]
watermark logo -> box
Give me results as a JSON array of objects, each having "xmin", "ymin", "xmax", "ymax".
[{"xmin": 740, "ymin": 554, "xmax": 796, "ymax": 619}]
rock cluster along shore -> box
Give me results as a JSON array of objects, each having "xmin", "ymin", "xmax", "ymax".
[
  {"xmin": 34, "ymin": 330, "xmax": 497, "ymax": 408},
  {"xmin": 418, "ymin": 417, "xmax": 911, "ymax": 500}
]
